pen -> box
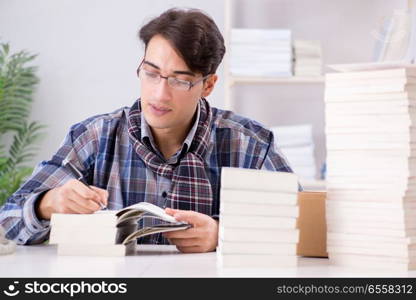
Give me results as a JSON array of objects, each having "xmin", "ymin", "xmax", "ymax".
[{"xmin": 62, "ymin": 158, "xmax": 107, "ymax": 210}]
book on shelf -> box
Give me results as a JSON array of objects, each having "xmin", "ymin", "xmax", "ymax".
[
  {"xmin": 229, "ymin": 28, "xmax": 293, "ymax": 77},
  {"xmin": 50, "ymin": 202, "xmax": 191, "ymax": 256},
  {"xmin": 270, "ymin": 124, "xmax": 317, "ymax": 180}
]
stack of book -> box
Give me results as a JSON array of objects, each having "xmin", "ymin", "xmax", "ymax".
[
  {"xmin": 230, "ymin": 28, "xmax": 293, "ymax": 77},
  {"xmin": 270, "ymin": 124, "xmax": 317, "ymax": 180},
  {"xmin": 217, "ymin": 167, "xmax": 299, "ymax": 268},
  {"xmin": 49, "ymin": 202, "xmax": 191, "ymax": 256},
  {"xmin": 294, "ymin": 40, "xmax": 322, "ymax": 76},
  {"xmin": 324, "ymin": 64, "xmax": 416, "ymax": 271}
]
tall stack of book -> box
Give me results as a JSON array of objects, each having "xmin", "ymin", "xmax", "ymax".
[
  {"xmin": 324, "ymin": 64, "xmax": 416, "ymax": 271},
  {"xmin": 294, "ymin": 40, "xmax": 322, "ymax": 76},
  {"xmin": 270, "ymin": 124, "xmax": 317, "ymax": 180},
  {"xmin": 217, "ymin": 167, "xmax": 299, "ymax": 268},
  {"xmin": 230, "ymin": 28, "xmax": 293, "ymax": 77}
]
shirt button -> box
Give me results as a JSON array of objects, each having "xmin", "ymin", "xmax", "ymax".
[{"xmin": 162, "ymin": 191, "xmax": 168, "ymax": 198}]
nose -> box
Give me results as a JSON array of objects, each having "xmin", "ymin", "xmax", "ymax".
[{"xmin": 153, "ymin": 77, "xmax": 173, "ymax": 102}]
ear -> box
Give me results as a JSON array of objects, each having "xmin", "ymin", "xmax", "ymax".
[{"xmin": 201, "ymin": 74, "xmax": 218, "ymax": 98}]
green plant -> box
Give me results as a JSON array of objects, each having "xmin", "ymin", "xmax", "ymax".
[{"xmin": 0, "ymin": 42, "xmax": 46, "ymax": 206}]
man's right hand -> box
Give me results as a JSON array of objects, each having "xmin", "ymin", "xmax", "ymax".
[{"xmin": 36, "ymin": 179, "xmax": 108, "ymax": 220}]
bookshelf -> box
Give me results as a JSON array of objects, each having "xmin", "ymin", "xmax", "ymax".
[
  {"xmin": 223, "ymin": 0, "xmax": 326, "ymax": 186},
  {"xmin": 223, "ymin": 0, "xmax": 325, "ymax": 111}
]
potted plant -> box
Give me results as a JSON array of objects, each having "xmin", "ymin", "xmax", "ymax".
[{"xmin": 0, "ymin": 42, "xmax": 45, "ymax": 206}]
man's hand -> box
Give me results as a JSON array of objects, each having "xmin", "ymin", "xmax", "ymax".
[
  {"xmin": 36, "ymin": 179, "xmax": 108, "ymax": 220},
  {"xmin": 163, "ymin": 208, "xmax": 219, "ymax": 253}
]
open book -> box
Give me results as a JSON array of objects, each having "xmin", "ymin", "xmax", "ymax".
[{"xmin": 49, "ymin": 202, "xmax": 192, "ymax": 256}]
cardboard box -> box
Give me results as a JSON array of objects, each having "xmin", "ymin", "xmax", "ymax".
[{"xmin": 296, "ymin": 191, "xmax": 328, "ymax": 257}]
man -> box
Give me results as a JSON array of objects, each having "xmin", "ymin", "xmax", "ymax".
[{"xmin": 0, "ymin": 8, "xmax": 293, "ymax": 253}]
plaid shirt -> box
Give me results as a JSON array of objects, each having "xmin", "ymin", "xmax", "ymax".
[{"xmin": 0, "ymin": 99, "xmax": 293, "ymax": 245}]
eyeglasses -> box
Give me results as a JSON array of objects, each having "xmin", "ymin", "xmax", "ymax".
[{"xmin": 137, "ymin": 62, "xmax": 211, "ymax": 91}]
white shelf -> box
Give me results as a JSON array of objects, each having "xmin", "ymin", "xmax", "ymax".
[{"xmin": 229, "ymin": 75, "xmax": 325, "ymax": 86}]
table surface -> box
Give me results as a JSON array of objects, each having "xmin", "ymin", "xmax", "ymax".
[{"xmin": 1, "ymin": 245, "xmax": 415, "ymax": 277}]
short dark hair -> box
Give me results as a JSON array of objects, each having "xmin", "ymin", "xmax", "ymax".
[{"xmin": 139, "ymin": 8, "xmax": 225, "ymax": 76}]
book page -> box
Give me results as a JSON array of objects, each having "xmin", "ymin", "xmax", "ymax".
[{"xmin": 122, "ymin": 223, "xmax": 192, "ymax": 245}]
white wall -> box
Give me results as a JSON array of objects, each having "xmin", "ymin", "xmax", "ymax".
[{"xmin": 0, "ymin": 0, "xmax": 408, "ymax": 172}]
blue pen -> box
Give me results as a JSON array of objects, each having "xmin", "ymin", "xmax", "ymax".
[{"xmin": 62, "ymin": 158, "xmax": 107, "ymax": 210}]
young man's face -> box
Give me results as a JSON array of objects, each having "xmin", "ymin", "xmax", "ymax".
[{"xmin": 139, "ymin": 34, "xmax": 217, "ymax": 133}]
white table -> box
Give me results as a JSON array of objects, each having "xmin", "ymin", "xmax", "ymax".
[{"xmin": 1, "ymin": 245, "xmax": 415, "ymax": 277}]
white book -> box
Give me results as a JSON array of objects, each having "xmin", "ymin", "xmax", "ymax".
[
  {"xmin": 326, "ymin": 225, "xmax": 416, "ymax": 238},
  {"xmin": 270, "ymin": 124, "xmax": 313, "ymax": 147},
  {"xmin": 326, "ymin": 191, "xmax": 416, "ymax": 203},
  {"xmin": 231, "ymin": 28, "xmax": 292, "ymax": 42},
  {"xmin": 326, "ymin": 77, "xmax": 416, "ymax": 88},
  {"xmin": 220, "ymin": 215, "xmax": 297, "ymax": 229},
  {"xmin": 327, "ymin": 149, "xmax": 416, "ymax": 159},
  {"xmin": 329, "ymin": 253, "xmax": 416, "ymax": 271},
  {"xmin": 324, "ymin": 91, "xmax": 416, "ymax": 103},
  {"xmin": 324, "ymin": 84, "xmax": 416, "ymax": 95},
  {"xmin": 230, "ymin": 70, "xmax": 293, "ymax": 77},
  {"xmin": 219, "ymin": 227, "xmax": 299, "ymax": 243},
  {"xmin": 326, "ymin": 217, "xmax": 416, "ymax": 230},
  {"xmin": 325, "ymin": 114, "xmax": 416, "ymax": 126},
  {"xmin": 325, "ymin": 101, "xmax": 416, "ymax": 114},
  {"xmin": 327, "ymin": 232, "xmax": 416, "ymax": 244},
  {"xmin": 327, "ymin": 60, "xmax": 416, "ymax": 70},
  {"xmin": 327, "ymin": 245, "xmax": 416, "ymax": 257},
  {"xmin": 326, "ymin": 133, "xmax": 416, "ymax": 144},
  {"xmin": 327, "ymin": 168, "xmax": 416, "ymax": 178},
  {"xmin": 49, "ymin": 227, "xmax": 119, "ymax": 244},
  {"xmin": 217, "ymin": 253, "xmax": 298, "ymax": 268},
  {"xmin": 326, "ymin": 209, "xmax": 416, "ymax": 222},
  {"xmin": 218, "ymin": 240, "xmax": 297, "ymax": 255},
  {"xmin": 220, "ymin": 189, "xmax": 298, "ymax": 206},
  {"xmin": 326, "ymin": 65, "xmax": 416, "ymax": 78},
  {"xmin": 220, "ymin": 202, "xmax": 298, "ymax": 218},
  {"xmin": 325, "ymin": 200, "xmax": 416, "ymax": 210},
  {"xmin": 221, "ymin": 167, "xmax": 298, "ymax": 193},
  {"xmin": 325, "ymin": 126, "xmax": 416, "ymax": 135}
]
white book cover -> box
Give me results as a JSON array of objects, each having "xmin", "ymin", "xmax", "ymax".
[
  {"xmin": 327, "ymin": 232, "xmax": 416, "ymax": 244},
  {"xmin": 327, "ymin": 245, "xmax": 416, "ymax": 257},
  {"xmin": 220, "ymin": 167, "xmax": 298, "ymax": 193},
  {"xmin": 325, "ymin": 83, "xmax": 416, "ymax": 95},
  {"xmin": 219, "ymin": 227, "xmax": 299, "ymax": 243},
  {"xmin": 327, "ymin": 62, "xmax": 416, "ymax": 73},
  {"xmin": 329, "ymin": 253, "xmax": 416, "ymax": 271},
  {"xmin": 220, "ymin": 202, "xmax": 299, "ymax": 218},
  {"xmin": 219, "ymin": 215, "xmax": 297, "ymax": 230},
  {"xmin": 324, "ymin": 91, "xmax": 416, "ymax": 103},
  {"xmin": 220, "ymin": 189, "xmax": 298, "ymax": 206},
  {"xmin": 326, "ymin": 217, "xmax": 416, "ymax": 230},
  {"xmin": 49, "ymin": 227, "xmax": 119, "ymax": 245},
  {"xmin": 270, "ymin": 124, "xmax": 313, "ymax": 147},
  {"xmin": 326, "ymin": 224, "xmax": 416, "ymax": 238}
]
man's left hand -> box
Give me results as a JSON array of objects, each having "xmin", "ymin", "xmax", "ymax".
[{"xmin": 163, "ymin": 208, "xmax": 219, "ymax": 253}]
